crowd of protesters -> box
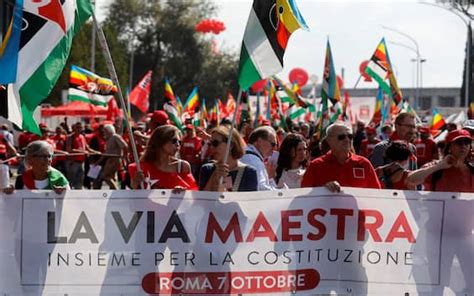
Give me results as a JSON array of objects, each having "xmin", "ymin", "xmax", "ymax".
[{"xmin": 0, "ymin": 110, "xmax": 473, "ymax": 194}]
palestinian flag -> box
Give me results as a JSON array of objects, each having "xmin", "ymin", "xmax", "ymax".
[
  {"xmin": 365, "ymin": 38, "xmax": 390, "ymax": 94},
  {"xmin": 7, "ymin": 0, "xmax": 93, "ymax": 134},
  {"xmin": 68, "ymin": 65, "xmax": 117, "ymax": 106},
  {"xmin": 321, "ymin": 39, "xmax": 341, "ymax": 105},
  {"xmin": 164, "ymin": 102, "xmax": 183, "ymax": 131},
  {"xmin": 238, "ymin": 0, "xmax": 308, "ymax": 90}
]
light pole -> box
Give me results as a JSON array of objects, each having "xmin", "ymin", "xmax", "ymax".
[
  {"xmin": 388, "ymin": 40, "xmax": 421, "ymax": 107},
  {"xmin": 420, "ymin": 1, "xmax": 471, "ymax": 108}
]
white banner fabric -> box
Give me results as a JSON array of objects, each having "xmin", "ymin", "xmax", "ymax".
[{"xmin": 0, "ymin": 187, "xmax": 472, "ymax": 295}]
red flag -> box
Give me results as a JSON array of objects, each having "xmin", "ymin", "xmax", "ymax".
[
  {"xmin": 129, "ymin": 71, "xmax": 152, "ymax": 113},
  {"xmin": 106, "ymin": 98, "xmax": 120, "ymax": 121}
]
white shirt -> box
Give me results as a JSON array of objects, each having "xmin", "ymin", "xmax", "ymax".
[
  {"xmin": 277, "ymin": 168, "xmax": 305, "ymax": 189},
  {"xmin": 240, "ymin": 145, "xmax": 277, "ymax": 191}
]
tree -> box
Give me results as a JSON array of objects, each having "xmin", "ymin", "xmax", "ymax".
[
  {"xmin": 105, "ymin": 0, "xmax": 239, "ymax": 111},
  {"xmin": 47, "ymin": 21, "xmax": 129, "ymax": 106},
  {"xmin": 436, "ymin": 0, "xmax": 473, "ymax": 20}
]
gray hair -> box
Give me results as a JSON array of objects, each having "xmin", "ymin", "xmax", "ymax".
[
  {"xmin": 326, "ymin": 121, "xmax": 351, "ymax": 138},
  {"xmin": 248, "ymin": 126, "xmax": 276, "ymax": 144},
  {"xmin": 103, "ymin": 124, "xmax": 116, "ymax": 134},
  {"xmin": 25, "ymin": 140, "xmax": 53, "ymax": 166}
]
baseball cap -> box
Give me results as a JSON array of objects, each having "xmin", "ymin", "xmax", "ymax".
[
  {"xmin": 151, "ymin": 110, "xmax": 169, "ymax": 125},
  {"xmin": 185, "ymin": 124, "xmax": 194, "ymax": 130},
  {"xmin": 445, "ymin": 129, "xmax": 472, "ymax": 144},
  {"xmin": 366, "ymin": 126, "xmax": 376, "ymax": 134}
]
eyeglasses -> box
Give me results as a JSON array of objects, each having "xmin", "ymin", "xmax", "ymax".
[
  {"xmin": 32, "ymin": 154, "xmax": 53, "ymax": 160},
  {"xmin": 170, "ymin": 138, "xmax": 181, "ymax": 145},
  {"xmin": 336, "ymin": 133, "xmax": 354, "ymax": 141},
  {"xmin": 398, "ymin": 123, "xmax": 417, "ymax": 129},
  {"xmin": 211, "ymin": 139, "xmax": 224, "ymax": 147},
  {"xmin": 266, "ymin": 139, "xmax": 277, "ymax": 148}
]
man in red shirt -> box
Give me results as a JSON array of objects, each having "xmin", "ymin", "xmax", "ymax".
[
  {"xmin": 66, "ymin": 122, "xmax": 99, "ymax": 189},
  {"xmin": 359, "ymin": 126, "xmax": 380, "ymax": 158},
  {"xmin": 180, "ymin": 124, "xmax": 202, "ymax": 180},
  {"xmin": 302, "ymin": 122, "xmax": 381, "ymax": 192},
  {"xmin": 414, "ymin": 126, "xmax": 439, "ymax": 167}
]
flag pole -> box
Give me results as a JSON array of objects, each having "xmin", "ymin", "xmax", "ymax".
[
  {"xmin": 353, "ymin": 74, "xmax": 362, "ymax": 89},
  {"xmin": 91, "ymin": 13, "xmax": 142, "ymax": 175},
  {"xmin": 219, "ymin": 88, "xmax": 243, "ymax": 189}
]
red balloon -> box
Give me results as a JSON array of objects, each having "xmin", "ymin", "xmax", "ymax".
[
  {"xmin": 195, "ymin": 19, "xmax": 226, "ymax": 35},
  {"xmin": 288, "ymin": 68, "xmax": 309, "ymax": 87},
  {"xmin": 250, "ymin": 79, "xmax": 268, "ymax": 93},
  {"xmin": 359, "ymin": 60, "xmax": 372, "ymax": 82},
  {"xmin": 336, "ymin": 75, "xmax": 343, "ymax": 89}
]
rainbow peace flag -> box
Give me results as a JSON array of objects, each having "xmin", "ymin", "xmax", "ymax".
[
  {"xmin": 430, "ymin": 108, "xmax": 446, "ymax": 131},
  {"xmin": 69, "ymin": 65, "xmax": 116, "ymax": 106},
  {"xmin": 164, "ymin": 78, "xmax": 176, "ymax": 103},
  {"xmin": 184, "ymin": 86, "xmax": 199, "ymax": 114}
]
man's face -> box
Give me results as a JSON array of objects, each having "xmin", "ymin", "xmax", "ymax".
[
  {"xmin": 256, "ymin": 133, "xmax": 277, "ymax": 158},
  {"xmin": 327, "ymin": 125, "xmax": 353, "ymax": 154},
  {"xmin": 74, "ymin": 124, "xmax": 83, "ymax": 134},
  {"xmin": 396, "ymin": 117, "xmax": 416, "ymax": 141}
]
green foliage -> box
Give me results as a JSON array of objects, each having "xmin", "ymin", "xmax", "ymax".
[
  {"xmin": 47, "ymin": 21, "xmax": 129, "ymax": 106},
  {"xmin": 48, "ymin": 0, "xmax": 239, "ymax": 110}
]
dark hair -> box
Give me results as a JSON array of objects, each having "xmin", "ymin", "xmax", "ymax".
[
  {"xmin": 142, "ymin": 125, "xmax": 180, "ymax": 163},
  {"xmin": 384, "ymin": 140, "xmax": 412, "ymax": 162},
  {"xmin": 275, "ymin": 133, "xmax": 307, "ymax": 184}
]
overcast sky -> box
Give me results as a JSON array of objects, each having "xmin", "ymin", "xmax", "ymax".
[{"xmin": 97, "ymin": 0, "xmax": 471, "ymax": 89}]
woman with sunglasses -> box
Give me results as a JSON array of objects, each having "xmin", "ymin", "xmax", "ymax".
[
  {"xmin": 275, "ymin": 133, "xmax": 308, "ymax": 188},
  {"xmin": 129, "ymin": 125, "xmax": 198, "ymax": 190},
  {"xmin": 8, "ymin": 141, "xmax": 69, "ymax": 193},
  {"xmin": 407, "ymin": 129, "xmax": 473, "ymax": 192},
  {"xmin": 199, "ymin": 126, "xmax": 258, "ymax": 192}
]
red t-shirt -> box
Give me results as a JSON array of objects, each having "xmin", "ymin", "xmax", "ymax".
[
  {"xmin": 67, "ymin": 134, "xmax": 87, "ymax": 162},
  {"xmin": 128, "ymin": 162, "xmax": 198, "ymax": 190},
  {"xmin": 51, "ymin": 134, "xmax": 67, "ymax": 163},
  {"xmin": 359, "ymin": 138, "xmax": 380, "ymax": 158},
  {"xmin": 301, "ymin": 151, "xmax": 381, "ymax": 189},
  {"xmin": 423, "ymin": 164, "xmax": 474, "ymax": 193},
  {"xmin": 415, "ymin": 138, "xmax": 438, "ymax": 167},
  {"xmin": 180, "ymin": 136, "xmax": 202, "ymax": 164}
]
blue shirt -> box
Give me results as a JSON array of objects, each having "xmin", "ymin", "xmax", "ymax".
[{"xmin": 199, "ymin": 163, "xmax": 258, "ymax": 191}]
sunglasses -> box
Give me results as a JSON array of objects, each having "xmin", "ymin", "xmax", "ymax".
[
  {"xmin": 32, "ymin": 154, "xmax": 53, "ymax": 160},
  {"xmin": 170, "ymin": 138, "xmax": 181, "ymax": 145},
  {"xmin": 211, "ymin": 139, "xmax": 224, "ymax": 147},
  {"xmin": 266, "ymin": 139, "xmax": 277, "ymax": 148},
  {"xmin": 453, "ymin": 138, "xmax": 472, "ymax": 146},
  {"xmin": 336, "ymin": 133, "xmax": 354, "ymax": 141}
]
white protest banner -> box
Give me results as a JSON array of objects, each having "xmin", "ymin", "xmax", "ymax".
[{"xmin": 0, "ymin": 188, "xmax": 472, "ymax": 295}]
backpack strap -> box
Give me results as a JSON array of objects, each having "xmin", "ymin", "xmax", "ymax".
[
  {"xmin": 245, "ymin": 150, "xmax": 264, "ymax": 162},
  {"xmin": 232, "ymin": 164, "xmax": 247, "ymax": 192}
]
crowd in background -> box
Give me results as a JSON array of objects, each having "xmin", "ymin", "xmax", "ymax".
[{"xmin": 0, "ymin": 110, "xmax": 473, "ymax": 194}]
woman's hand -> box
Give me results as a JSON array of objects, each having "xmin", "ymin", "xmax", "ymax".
[
  {"xmin": 437, "ymin": 155, "xmax": 454, "ymax": 170},
  {"xmin": 2, "ymin": 185, "xmax": 14, "ymax": 195},
  {"xmin": 133, "ymin": 171, "xmax": 145, "ymax": 189},
  {"xmin": 52, "ymin": 185, "xmax": 67, "ymax": 195},
  {"xmin": 213, "ymin": 162, "xmax": 229, "ymax": 179}
]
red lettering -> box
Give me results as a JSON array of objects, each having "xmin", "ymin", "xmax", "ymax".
[
  {"xmin": 386, "ymin": 211, "xmax": 416, "ymax": 243},
  {"xmin": 307, "ymin": 209, "xmax": 326, "ymax": 240},
  {"xmin": 357, "ymin": 209, "xmax": 383, "ymax": 242},
  {"xmin": 330, "ymin": 208, "xmax": 354, "ymax": 240},
  {"xmin": 281, "ymin": 209, "xmax": 303, "ymax": 241},
  {"xmin": 205, "ymin": 212, "xmax": 243, "ymax": 243},
  {"xmin": 246, "ymin": 212, "xmax": 278, "ymax": 242}
]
